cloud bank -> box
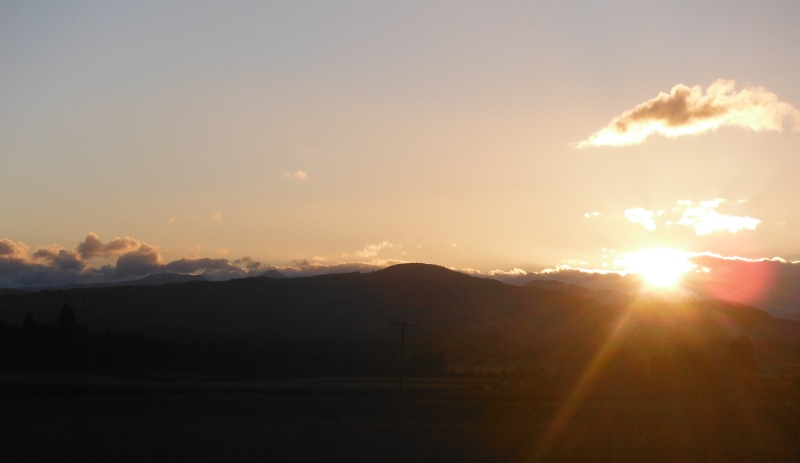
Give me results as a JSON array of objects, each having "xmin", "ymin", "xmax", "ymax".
[
  {"xmin": 0, "ymin": 233, "xmax": 274, "ymax": 287},
  {"xmin": 577, "ymin": 80, "xmax": 800, "ymax": 147}
]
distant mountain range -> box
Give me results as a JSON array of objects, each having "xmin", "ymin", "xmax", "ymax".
[
  {"xmin": 7, "ymin": 272, "xmax": 210, "ymax": 291},
  {"xmin": 0, "ymin": 263, "xmax": 797, "ymax": 369}
]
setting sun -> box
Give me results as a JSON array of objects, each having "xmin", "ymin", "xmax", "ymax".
[{"xmin": 616, "ymin": 249, "xmax": 696, "ymax": 287}]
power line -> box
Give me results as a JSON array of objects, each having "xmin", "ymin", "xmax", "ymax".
[{"xmin": 390, "ymin": 319, "xmax": 418, "ymax": 390}]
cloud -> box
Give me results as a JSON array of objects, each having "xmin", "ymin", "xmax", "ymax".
[
  {"xmin": 584, "ymin": 212, "xmax": 605, "ymax": 219},
  {"xmin": 671, "ymin": 199, "xmax": 760, "ymax": 235},
  {"xmin": 32, "ymin": 246, "xmax": 84, "ymax": 272},
  {"xmin": 354, "ymin": 241, "xmax": 393, "ymax": 258},
  {"xmin": 283, "ymin": 170, "xmax": 308, "ymax": 181},
  {"xmin": 622, "ymin": 199, "xmax": 759, "ymax": 235},
  {"xmin": 0, "ymin": 238, "xmax": 99, "ymax": 287},
  {"xmin": 0, "ymin": 233, "xmax": 277, "ymax": 287},
  {"xmin": 115, "ymin": 244, "xmax": 163, "ymax": 278},
  {"xmin": 624, "ymin": 208, "xmax": 656, "ymax": 230},
  {"xmin": 455, "ymin": 267, "xmax": 531, "ymax": 285},
  {"xmin": 242, "ymin": 257, "xmax": 266, "ymax": 271},
  {"xmin": 0, "ymin": 239, "xmax": 30, "ymax": 260},
  {"xmin": 487, "ymin": 268, "xmax": 527, "ymax": 276},
  {"xmin": 77, "ymin": 232, "xmax": 142, "ymax": 259},
  {"xmin": 577, "ymin": 80, "xmax": 800, "ymax": 147},
  {"xmin": 459, "ymin": 268, "xmax": 483, "ymax": 275}
]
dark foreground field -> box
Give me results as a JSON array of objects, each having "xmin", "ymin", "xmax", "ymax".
[{"xmin": 3, "ymin": 376, "xmax": 800, "ymax": 463}]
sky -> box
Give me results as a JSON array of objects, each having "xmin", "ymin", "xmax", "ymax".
[{"xmin": 3, "ymin": 1, "xmax": 800, "ymax": 304}]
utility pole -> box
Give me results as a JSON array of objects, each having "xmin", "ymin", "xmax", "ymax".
[{"xmin": 390, "ymin": 319, "xmax": 418, "ymax": 390}]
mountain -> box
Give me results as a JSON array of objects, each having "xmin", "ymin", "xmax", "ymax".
[
  {"xmin": 524, "ymin": 279, "xmax": 631, "ymax": 305},
  {"xmin": 118, "ymin": 272, "xmax": 208, "ymax": 286},
  {"xmin": 9, "ymin": 272, "xmax": 209, "ymax": 291},
  {"xmin": 261, "ymin": 269, "xmax": 287, "ymax": 279},
  {"xmin": 0, "ymin": 263, "xmax": 798, "ymax": 368},
  {"xmin": 524, "ymin": 279, "xmax": 595, "ymax": 298}
]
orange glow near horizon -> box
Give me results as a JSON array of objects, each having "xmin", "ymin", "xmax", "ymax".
[{"xmin": 615, "ymin": 249, "xmax": 696, "ymax": 287}]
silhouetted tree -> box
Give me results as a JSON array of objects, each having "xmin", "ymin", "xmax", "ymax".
[{"xmin": 57, "ymin": 304, "xmax": 76, "ymax": 331}]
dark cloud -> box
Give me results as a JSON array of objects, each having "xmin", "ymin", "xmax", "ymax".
[
  {"xmin": 165, "ymin": 257, "xmax": 230, "ymax": 274},
  {"xmin": 162, "ymin": 257, "xmax": 267, "ymax": 280},
  {"xmin": 0, "ymin": 233, "xmax": 283, "ymax": 286},
  {"xmin": 234, "ymin": 257, "xmax": 264, "ymax": 270},
  {"xmin": 32, "ymin": 247, "xmax": 85, "ymax": 272},
  {"xmin": 115, "ymin": 244, "xmax": 162, "ymax": 279}
]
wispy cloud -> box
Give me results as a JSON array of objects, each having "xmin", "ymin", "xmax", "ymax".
[
  {"xmin": 353, "ymin": 241, "xmax": 393, "ymax": 258},
  {"xmin": 584, "ymin": 212, "xmax": 606, "ymax": 219},
  {"xmin": 577, "ymin": 80, "xmax": 800, "ymax": 147},
  {"xmin": 670, "ymin": 199, "xmax": 760, "ymax": 235},
  {"xmin": 624, "ymin": 208, "xmax": 656, "ymax": 230},
  {"xmin": 621, "ymin": 200, "xmax": 758, "ymax": 235},
  {"xmin": 487, "ymin": 268, "xmax": 527, "ymax": 276},
  {"xmin": 283, "ymin": 170, "xmax": 309, "ymax": 181}
]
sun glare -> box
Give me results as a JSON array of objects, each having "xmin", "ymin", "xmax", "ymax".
[{"xmin": 616, "ymin": 249, "xmax": 696, "ymax": 287}]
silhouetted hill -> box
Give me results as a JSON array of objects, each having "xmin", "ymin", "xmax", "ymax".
[
  {"xmin": 524, "ymin": 279, "xmax": 595, "ymax": 298},
  {"xmin": 0, "ymin": 263, "xmax": 798, "ymax": 371},
  {"xmin": 14, "ymin": 272, "xmax": 208, "ymax": 291},
  {"xmin": 120, "ymin": 272, "xmax": 208, "ymax": 286},
  {"xmin": 261, "ymin": 269, "xmax": 287, "ymax": 279},
  {"xmin": 524, "ymin": 279, "xmax": 631, "ymax": 305}
]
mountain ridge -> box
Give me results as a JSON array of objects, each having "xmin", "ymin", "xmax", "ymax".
[{"xmin": 0, "ymin": 263, "xmax": 797, "ymax": 368}]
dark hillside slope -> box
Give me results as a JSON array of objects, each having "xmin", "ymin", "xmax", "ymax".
[
  {"xmin": 0, "ymin": 264, "xmax": 579, "ymax": 338},
  {"xmin": 0, "ymin": 263, "xmax": 798, "ymax": 365}
]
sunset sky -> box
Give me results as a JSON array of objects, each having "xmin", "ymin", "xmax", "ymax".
[{"xmin": 3, "ymin": 2, "xmax": 800, "ymax": 290}]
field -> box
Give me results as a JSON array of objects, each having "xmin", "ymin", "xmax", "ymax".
[{"xmin": 3, "ymin": 375, "xmax": 800, "ymax": 462}]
